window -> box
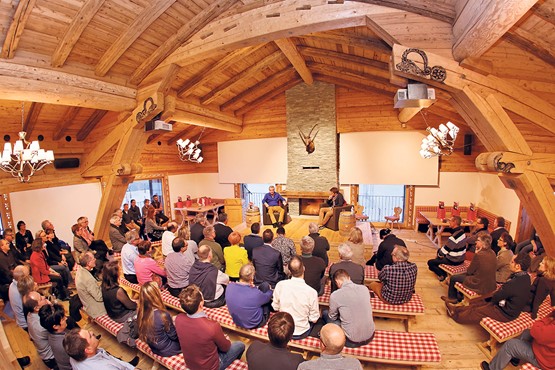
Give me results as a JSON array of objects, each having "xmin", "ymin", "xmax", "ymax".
[
  {"xmin": 122, "ymin": 179, "xmax": 163, "ymax": 210},
  {"xmin": 358, "ymin": 184, "xmax": 405, "ymax": 222},
  {"xmin": 242, "ymin": 183, "xmax": 272, "ymax": 211}
]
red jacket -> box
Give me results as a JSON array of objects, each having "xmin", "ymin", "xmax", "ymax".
[
  {"xmin": 30, "ymin": 250, "xmax": 51, "ymax": 284},
  {"xmin": 531, "ymin": 312, "xmax": 555, "ymax": 370}
]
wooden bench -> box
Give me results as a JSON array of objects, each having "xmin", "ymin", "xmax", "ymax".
[
  {"xmin": 203, "ymin": 305, "xmax": 441, "ymax": 368},
  {"xmin": 414, "ymin": 206, "xmax": 511, "ymax": 233},
  {"xmin": 439, "ymin": 260, "xmax": 471, "ymax": 278},
  {"xmin": 454, "ymin": 282, "xmax": 501, "ymax": 305},
  {"xmin": 477, "ymin": 298, "xmax": 553, "ymax": 359},
  {"xmin": 90, "ymin": 313, "xmax": 248, "ymax": 370},
  {"xmin": 324, "ymin": 264, "xmax": 379, "ymax": 284},
  {"xmin": 520, "ymin": 364, "xmax": 540, "ymax": 370},
  {"xmin": 318, "ymin": 284, "xmax": 425, "ymax": 331}
]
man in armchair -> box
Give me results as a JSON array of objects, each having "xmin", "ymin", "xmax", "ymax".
[
  {"xmin": 318, "ymin": 187, "xmax": 345, "ymax": 229},
  {"xmin": 263, "ymin": 186, "xmax": 287, "ymax": 228}
]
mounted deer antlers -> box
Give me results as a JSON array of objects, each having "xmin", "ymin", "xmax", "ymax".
[{"xmin": 298, "ymin": 124, "xmax": 319, "ymax": 154}]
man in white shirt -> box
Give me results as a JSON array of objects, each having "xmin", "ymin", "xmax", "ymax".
[
  {"xmin": 272, "ymin": 256, "xmax": 320, "ymax": 339},
  {"xmin": 23, "ymin": 291, "xmax": 57, "ymax": 369},
  {"xmin": 9, "ymin": 264, "xmax": 29, "ymax": 330},
  {"xmin": 121, "ymin": 230, "xmax": 140, "ymax": 283},
  {"xmin": 161, "ymin": 222, "xmax": 177, "ymax": 256}
]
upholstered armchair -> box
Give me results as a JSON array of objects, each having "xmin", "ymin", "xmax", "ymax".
[
  {"xmin": 319, "ymin": 203, "xmax": 352, "ymax": 231},
  {"xmin": 262, "ymin": 204, "xmax": 289, "ymax": 225}
]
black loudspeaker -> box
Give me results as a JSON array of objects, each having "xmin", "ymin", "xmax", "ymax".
[
  {"xmin": 463, "ymin": 134, "xmax": 473, "ymax": 155},
  {"xmin": 53, "ymin": 158, "xmax": 80, "ymax": 169}
]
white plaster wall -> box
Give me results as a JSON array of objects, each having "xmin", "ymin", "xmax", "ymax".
[
  {"xmin": 168, "ymin": 173, "xmax": 235, "ymax": 214},
  {"xmin": 10, "ymin": 182, "xmax": 103, "ymax": 245},
  {"xmin": 476, "ymin": 173, "xmax": 520, "ymax": 235}
]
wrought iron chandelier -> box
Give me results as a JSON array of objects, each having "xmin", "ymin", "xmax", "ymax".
[
  {"xmin": 176, "ymin": 128, "xmax": 204, "ymax": 163},
  {"xmin": 419, "ymin": 112, "xmax": 459, "ymax": 159},
  {"xmin": 1, "ymin": 103, "xmax": 55, "ymax": 182}
]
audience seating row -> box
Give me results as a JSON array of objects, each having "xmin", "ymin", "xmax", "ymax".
[
  {"xmin": 439, "ymin": 260, "xmax": 471, "ymax": 278},
  {"xmin": 318, "ymin": 284, "xmax": 425, "ymax": 332},
  {"xmin": 414, "ymin": 205, "xmax": 511, "ymax": 232},
  {"xmin": 477, "ymin": 298, "xmax": 553, "ymax": 359},
  {"xmin": 324, "ymin": 264, "xmax": 379, "ymax": 283},
  {"xmin": 454, "ymin": 282, "xmax": 501, "ymax": 305}
]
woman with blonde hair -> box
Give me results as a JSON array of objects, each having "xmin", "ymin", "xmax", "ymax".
[
  {"xmin": 346, "ymin": 227, "xmax": 367, "ymax": 266},
  {"xmin": 137, "ymin": 282, "xmax": 180, "ymax": 357},
  {"xmin": 528, "ymin": 255, "xmax": 555, "ymax": 319}
]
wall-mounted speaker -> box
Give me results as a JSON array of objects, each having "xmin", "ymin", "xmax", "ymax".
[
  {"xmin": 463, "ymin": 134, "xmax": 473, "ymax": 155},
  {"xmin": 53, "ymin": 158, "xmax": 80, "ymax": 169}
]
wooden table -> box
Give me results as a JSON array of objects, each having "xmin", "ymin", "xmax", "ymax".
[
  {"xmin": 175, "ymin": 202, "xmax": 224, "ymax": 225},
  {"xmin": 420, "ymin": 211, "xmax": 476, "ymax": 248}
]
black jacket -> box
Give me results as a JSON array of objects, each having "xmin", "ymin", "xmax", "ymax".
[
  {"xmin": 308, "ymin": 233, "xmax": 330, "ymax": 266},
  {"xmin": 376, "ymin": 234, "xmax": 406, "ymax": 270},
  {"xmin": 189, "ymin": 260, "xmax": 218, "ymax": 300},
  {"xmin": 492, "ymin": 271, "xmax": 531, "ymax": 320},
  {"xmin": 214, "ymin": 223, "xmax": 233, "ymax": 248}
]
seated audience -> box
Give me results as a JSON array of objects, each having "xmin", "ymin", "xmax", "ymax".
[
  {"xmin": 122, "ymin": 202, "xmax": 140, "ymax": 232},
  {"xmin": 427, "ymin": 216, "xmax": 467, "ymax": 282},
  {"xmin": 329, "ymin": 243, "xmax": 364, "ymax": 292},
  {"xmin": 145, "ymin": 206, "xmax": 166, "ymax": 241},
  {"xmin": 142, "ymin": 199, "xmax": 151, "ymax": 221},
  {"xmin": 442, "ymin": 233, "xmax": 496, "ymax": 304},
  {"xmin": 271, "ymin": 226, "xmax": 296, "ymax": 271},
  {"xmin": 299, "ymin": 236, "xmax": 326, "ymax": 295},
  {"xmin": 446, "ymin": 252, "xmax": 532, "ymax": 324},
  {"xmin": 252, "ymin": 229, "xmax": 285, "ymax": 288},
  {"xmin": 368, "ymin": 228, "xmax": 406, "ymax": 269},
  {"xmin": 224, "ymin": 232, "xmax": 248, "ymax": 281},
  {"xmin": 515, "ymin": 232, "xmax": 544, "ymax": 256},
  {"xmin": 490, "ymin": 216, "xmax": 509, "ymax": 254},
  {"xmin": 496, "ymin": 232, "xmax": 515, "ymax": 283},
  {"xmin": 161, "ymin": 222, "xmax": 178, "ymax": 256},
  {"xmin": 101, "ymin": 261, "xmax": 137, "ymax": 322},
  {"xmin": 76, "ymin": 216, "xmax": 110, "ymax": 265},
  {"xmin": 63, "ymin": 328, "xmax": 138, "ymax": 370},
  {"xmin": 214, "ymin": 213, "xmax": 233, "ymax": 248},
  {"xmin": 9, "ymin": 265, "xmax": 31, "ymax": 331},
  {"xmin": 4, "ymin": 228, "xmax": 26, "ymax": 264},
  {"xmin": 175, "ymin": 284, "xmax": 245, "ymax": 370},
  {"xmin": 134, "ymin": 240, "xmax": 167, "ymax": 287},
  {"xmin": 41, "ymin": 221, "xmax": 75, "ymax": 271},
  {"xmin": 298, "ymin": 323, "xmax": 363, "ymax": 370},
  {"xmin": 480, "ymin": 310, "xmax": 555, "ymax": 370},
  {"xmin": 527, "ymin": 256, "xmax": 555, "ymax": 319},
  {"xmin": 113, "ymin": 208, "xmax": 130, "ymax": 236},
  {"xmin": 190, "ymin": 214, "xmax": 207, "ymax": 245},
  {"xmin": 29, "ymin": 238, "xmax": 68, "ymax": 300},
  {"xmin": 72, "ymin": 223, "xmax": 91, "ymax": 263},
  {"xmin": 165, "ymin": 237, "xmax": 196, "ymax": 297},
  {"xmin": 76, "ymin": 252, "xmax": 107, "ymax": 318},
  {"xmin": 41, "ymin": 229, "xmax": 73, "ymax": 288},
  {"xmin": 39, "ymin": 303, "xmax": 76, "ymax": 370},
  {"xmin": 23, "ymin": 291, "xmax": 57, "ymax": 369},
  {"xmin": 370, "ymin": 246, "xmax": 417, "ymax": 305},
  {"xmin": 317, "ymin": 187, "xmax": 345, "ymax": 229},
  {"xmin": 324, "ymin": 269, "xmax": 374, "ymax": 347},
  {"xmin": 346, "ymin": 227, "xmax": 367, "ymax": 266},
  {"xmin": 0, "ymin": 238, "xmax": 20, "ymax": 301},
  {"xmin": 121, "ymin": 230, "xmax": 141, "ymax": 284},
  {"xmin": 128, "ymin": 199, "xmax": 143, "ymax": 232},
  {"xmin": 465, "ymin": 217, "xmax": 489, "ymax": 253},
  {"xmin": 263, "ymin": 185, "xmax": 287, "ymax": 227},
  {"xmin": 189, "ymin": 244, "xmax": 229, "ymax": 308},
  {"xmin": 246, "ymin": 312, "xmax": 304, "ymax": 370},
  {"xmin": 199, "ymin": 225, "xmax": 225, "ymax": 271},
  {"xmin": 307, "ymin": 222, "xmax": 330, "ymax": 266},
  {"xmin": 151, "ymin": 194, "xmax": 169, "ymax": 225},
  {"xmin": 226, "ymin": 264, "xmax": 273, "ymax": 329},
  {"xmin": 244, "ymin": 222, "xmax": 264, "ymax": 260},
  {"xmin": 138, "ymin": 282, "xmax": 181, "ymax": 357},
  {"xmin": 176, "ymin": 225, "xmax": 199, "ymax": 254},
  {"xmin": 108, "ymin": 214, "xmax": 127, "ymax": 252},
  {"xmin": 15, "ymin": 220, "xmax": 34, "ymax": 261},
  {"xmin": 272, "ymin": 256, "xmax": 320, "ymax": 339}
]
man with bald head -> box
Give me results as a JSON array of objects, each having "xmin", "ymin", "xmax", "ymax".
[
  {"xmin": 9, "ymin": 264, "xmax": 30, "ymax": 330},
  {"xmin": 188, "ymin": 244, "xmax": 229, "ymax": 308},
  {"xmin": 298, "ymin": 323, "xmax": 363, "ymax": 369}
]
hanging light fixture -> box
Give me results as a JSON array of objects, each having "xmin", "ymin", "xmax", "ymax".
[
  {"xmin": 1, "ymin": 102, "xmax": 55, "ymax": 182},
  {"xmin": 176, "ymin": 127, "xmax": 204, "ymax": 163},
  {"xmin": 419, "ymin": 112, "xmax": 459, "ymax": 159}
]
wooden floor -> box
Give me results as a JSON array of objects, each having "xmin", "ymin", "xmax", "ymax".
[{"xmin": 3, "ymin": 217, "xmax": 505, "ymax": 370}]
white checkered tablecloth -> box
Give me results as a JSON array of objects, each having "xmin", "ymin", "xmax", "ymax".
[
  {"xmin": 455, "ymin": 282, "xmax": 501, "ymax": 298},
  {"xmin": 94, "ymin": 315, "xmax": 124, "ymax": 336},
  {"xmin": 520, "ymin": 364, "xmax": 541, "ymax": 370},
  {"xmin": 118, "ymin": 277, "xmax": 141, "ymax": 292},
  {"xmin": 324, "ymin": 264, "xmax": 379, "ymax": 281},
  {"xmin": 439, "ymin": 260, "xmax": 471, "ymax": 276},
  {"xmin": 480, "ymin": 298, "xmax": 553, "ymax": 342},
  {"xmin": 318, "ymin": 285, "xmax": 424, "ymax": 314}
]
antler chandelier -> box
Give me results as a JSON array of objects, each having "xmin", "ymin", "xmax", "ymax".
[
  {"xmin": 1, "ymin": 103, "xmax": 55, "ymax": 182},
  {"xmin": 176, "ymin": 128, "xmax": 204, "ymax": 163}
]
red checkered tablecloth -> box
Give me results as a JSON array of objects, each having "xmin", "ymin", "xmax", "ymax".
[
  {"xmin": 480, "ymin": 298, "xmax": 553, "ymax": 342},
  {"xmin": 94, "ymin": 314, "xmax": 124, "ymax": 336},
  {"xmin": 118, "ymin": 277, "xmax": 141, "ymax": 292},
  {"xmin": 160, "ymin": 289, "xmax": 182, "ymax": 310},
  {"xmin": 204, "ymin": 306, "xmax": 270, "ymax": 337},
  {"xmin": 520, "ymin": 364, "xmax": 541, "ymax": 370},
  {"xmin": 455, "ymin": 282, "xmax": 501, "ymax": 298},
  {"xmin": 439, "ymin": 260, "xmax": 470, "ymax": 276},
  {"xmin": 318, "ymin": 285, "xmax": 424, "ymax": 314}
]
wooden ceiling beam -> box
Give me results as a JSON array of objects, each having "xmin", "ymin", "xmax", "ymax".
[
  {"xmin": 235, "ymin": 77, "xmax": 302, "ymax": 116},
  {"xmin": 51, "ymin": 0, "xmax": 107, "ymax": 67},
  {"xmin": 308, "ymin": 63, "xmax": 396, "ymax": 94},
  {"xmin": 130, "ymin": 0, "xmax": 238, "ymax": 84},
  {"xmin": 166, "ymin": 124, "xmax": 198, "ymax": 145},
  {"xmin": 169, "ymin": 108, "xmax": 242, "ymax": 133},
  {"xmin": 22, "ymin": 102, "xmax": 43, "ymax": 136},
  {"xmin": 505, "ymin": 28, "xmax": 555, "ymax": 66},
  {"xmin": 304, "ymin": 31, "xmax": 391, "ymax": 55},
  {"xmin": 365, "ymin": 16, "xmax": 399, "ymax": 47},
  {"xmin": 76, "ymin": 110, "xmax": 109, "ymax": 141},
  {"xmin": 53, "ymin": 107, "xmax": 81, "ymax": 141},
  {"xmin": 314, "ymin": 74, "xmax": 391, "ymax": 97},
  {"xmin": 220, "ymin": 68, "xmax": 297, "ymax": 112},
  {"xmin": 274, "ymin": 38, "xmax": 313, "ymax": 84},
  {"xmin": 352, "ymin": 0, "xmax": 454, "ymax": 23},
  {"xmin": 200, "ymin": 51, "xmax": 285, "ymax": 105},
  {"xmin": 533, "ymin": 3, "xmax": 555, "ymax": 26},
  {"xmin": 1, "ymin": 0, "xmax": 36, "ymax": 59},
  {"xmin": 177, "ymin": 45, "xmax": 265, "ymax": 98},
  {"xmin": 95, "ymin": 0, "xmax": 177, "ymax": 76},
  {"xmin": 452, "ymin": 0, "xmax": 537, "ymax": 61}
]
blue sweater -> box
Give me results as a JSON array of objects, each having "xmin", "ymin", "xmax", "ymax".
[{"xmin": 225, "ymin": 282, "xmax": 273, "ymax": 329}]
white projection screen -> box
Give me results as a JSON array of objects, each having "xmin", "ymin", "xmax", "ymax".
[
  {"xmin": 339, "ymin": 132, "xmax": 439, "ymax": 185},
  {"xmin": 218, "ymin": 138, "xmax": 287, "ymax": 183}
]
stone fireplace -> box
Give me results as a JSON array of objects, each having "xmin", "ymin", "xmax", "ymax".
[{"xmin": 285, "ymin": 82, "xmax": 338, "ymax": 215}]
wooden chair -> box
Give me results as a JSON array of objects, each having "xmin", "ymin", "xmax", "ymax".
[
  {"xmin": 354, "ymin": 204, "xmax": 369, "ymax": 222},
  {"xmin": 385, "ymin": 207, "xmax": 402, "ymax": 229}
]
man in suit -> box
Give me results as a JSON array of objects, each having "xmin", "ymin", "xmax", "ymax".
[
  {"xmin": 214, "ymin": 213, "xmax": 233, "ymax": 248},
  {"xmin": 318, "ymin": 187, "xmax": 345, "ymax": 228},
  {"xmin": 244, "ymin": 222, "xmax": 264, "ymax": 260},
  {"xmin": 252, "ymin": 229, "xmax": 285, "ymax": 288},
  {"xmin": 307, "ymin": 223, "xmax": 330, "ymax": 266},
  {"xmin": 490, "ymin": 217, "xmax": 509, "ymax": 255}
]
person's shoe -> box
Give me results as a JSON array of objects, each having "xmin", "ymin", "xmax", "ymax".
[
  {"xmin": 445, "ymin": 302, "xmax": 456, "ymax": 317},
  {"xmin": 438, "ymin": 275, "xmax": 446, "ymax": 282},
  {"xmin": 17, "ymin": 356, "xmax": 31, "ymax": 368},
  {"xmin": 480, "ymin": 361, "xmax": 490, "ymax": 370},
  {"xmin": 509, "ymin": 358, "xmax": 520, "ymax": 366},
  {"xmin": 318, "ymin": 225, "xmax": 325, "ymax": 230},
  {"xmin": 128, "ymin": 356, "xmax": 140, "ymax": 367},
  {"xmin": 272, "ymin": 223, "xmax": 278, "ymax": 228},
  {"xmin": 441, "ymin": 296, "xmax": 458, "ymax": 304}
]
